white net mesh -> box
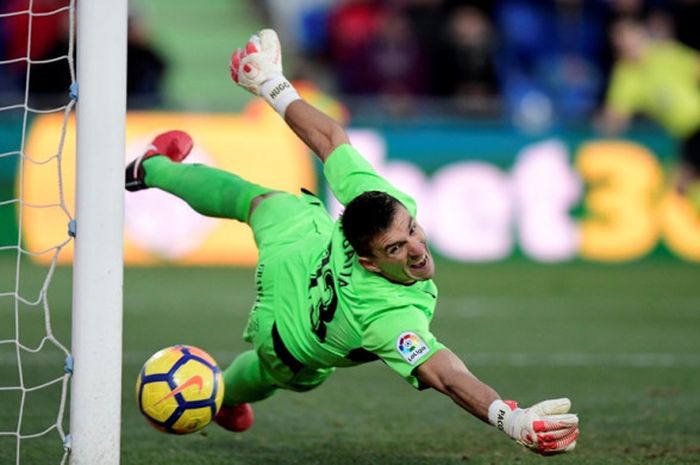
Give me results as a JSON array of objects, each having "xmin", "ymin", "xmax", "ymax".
[{"xmin": 0, "ymin": 1, "xmax": 75, "ymax": 463}]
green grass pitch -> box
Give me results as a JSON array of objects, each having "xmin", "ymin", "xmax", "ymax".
[{"xmin": 1, "ymin": 257, "xmax": 699, "ymax": 464}]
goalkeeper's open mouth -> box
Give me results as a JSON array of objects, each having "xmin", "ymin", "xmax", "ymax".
[
  {"xmin": 410, "ymin": 255, "xmax": 429, "ymax": 270},
  {"xmin": 407, "ymin": 251, "xmax": 434, "ymax": 281}
]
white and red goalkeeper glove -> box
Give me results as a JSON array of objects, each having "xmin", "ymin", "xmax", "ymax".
[
  {"xmin": 488, "ymin": 398, "xmax": 579, "ymax": 455},
  {"xmin": 230, "ymin": 29, "xmax": 300, "ymax": 116}
]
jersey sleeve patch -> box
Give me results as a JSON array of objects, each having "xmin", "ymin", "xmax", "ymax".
[{"xmin": 396, "ymin": 332, "xmax": 430, "ymax": 365}]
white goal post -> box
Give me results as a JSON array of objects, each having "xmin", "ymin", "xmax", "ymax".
[{"xmin": 69, "ymin": 0, "xmax": 127, "ymax": 464}]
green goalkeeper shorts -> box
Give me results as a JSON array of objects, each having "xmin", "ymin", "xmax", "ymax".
[
  {"xmin": 244, "ymin": 190, "xmax": 336, "ymax": 391},
  {"xmin": 249, "ymin": 189, "xmax": 333, "ymax": 257}
]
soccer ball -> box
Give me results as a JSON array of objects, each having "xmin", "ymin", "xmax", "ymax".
[{"xmin": 136, "ymin": 345, "xmax": 224, "ymax": 434}]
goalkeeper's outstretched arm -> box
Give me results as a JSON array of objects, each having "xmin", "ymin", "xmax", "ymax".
[
  {"xmin": 414, "ymin": 348, "xmax": 499, "ymax": 422},
  {"xmin": 229, "ymin": 28, "xmax": 349, "ymax": 163},
  {"xmin": 284, "ymin": 100, "xmax": 350, "ymax": 163},
  {"xmin": 415, "ymin": 348, "xmax": 580, "ymax": 455}
]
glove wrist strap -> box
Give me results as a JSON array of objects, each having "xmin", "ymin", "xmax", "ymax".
[
  {"xmin": 488, "ymin": 399, "xmax": 518, "ymax": 431},
  {"xmin": 260, "ymin": 75, "xmax": 301, "ymax": 117}
]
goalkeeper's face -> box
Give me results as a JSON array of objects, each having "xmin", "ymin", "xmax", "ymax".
[{"xmin": 359, "ymin": 205, "xmax": 435, "ymax": 284}]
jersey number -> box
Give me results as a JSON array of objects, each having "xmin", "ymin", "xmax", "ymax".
[{"xmin": 308, "ymin": 243, "xmax": 338, "ymax": 342}]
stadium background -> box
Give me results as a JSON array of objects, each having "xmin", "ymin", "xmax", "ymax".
[{"xmin": 1, "ymin": 0, "xmax": 700, "ymax": 464}]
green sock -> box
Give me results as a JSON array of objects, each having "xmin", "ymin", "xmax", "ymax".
[
  {"xmin": 143, "ymin": 156, "xmax": 272, "ymax": 222},
  {"xmin": 222, "ymin": 350, "xmax": 278, "ymax": 405}
]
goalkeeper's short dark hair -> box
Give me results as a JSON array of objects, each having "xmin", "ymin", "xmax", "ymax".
[{"xmin": 341, "ymin": 191, "xmax": 402, "ymax": 257}]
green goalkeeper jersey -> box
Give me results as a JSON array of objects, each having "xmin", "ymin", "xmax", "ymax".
[{"xmin": 272, "ymin": 144, "xmax": 444, "ymax": 388}]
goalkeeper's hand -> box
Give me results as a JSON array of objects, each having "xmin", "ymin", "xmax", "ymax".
[
  {"xmin": 488, "ymin": 398, "xmax": 579, "ymax": 455},
  {"xmin": 230, "ymin": 29, "xmax": 282, "ymax": 96},
  {"xmin": 230, "ymin": 29, "xmax": 300, "ymax": 115}
]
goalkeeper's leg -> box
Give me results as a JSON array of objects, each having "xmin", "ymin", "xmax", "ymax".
[
  {"xmin": 124, "ymin": 129, "xmax": 273, "ymax": 222},
  {"xmin": 215, "ymin": 350, "xmax": 277, "ymax": 432},
  {"xmin": 222, "ymin": 350, "xmax": 277, "ymax": 404},
  {"xmin": 142, "ymin": 156, "xmax": 273, "ymax": 222}
]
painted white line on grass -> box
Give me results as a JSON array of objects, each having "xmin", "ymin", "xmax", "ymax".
[
  {"xmin": 461, "ymin": 352, "xmax": 700, "ymax": 367},
  {"xmin": 440, "ymin": 296, "xmax": 700, "ymax": 305},
  {"xmin": 2, "ymin": 351, "xmax": 700, "ymax": 368},
  {"xmin": 437, "ymin": 296, "xmax": 700, "ymax": 317}
]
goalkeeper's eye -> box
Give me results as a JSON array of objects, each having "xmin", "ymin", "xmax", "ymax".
[{"xmin": 408, "ymin": 219, "xmax": 417, "ymax": 236}]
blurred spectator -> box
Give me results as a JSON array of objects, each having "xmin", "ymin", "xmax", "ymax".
[
  {"xmin": 606, "ymin": 0, "xmax": 645, "ymax": 21},
  {"xmin": 368, "ymin": 11, "xmax": 429, "ymax": 96},
  {"xmin": 598, "ymin": 0, "xmax": 646, "ymax": 76},
  {"xmin": 496, "ymin": 0, "xmax": 607, "ymax": 127},
  {"xmin": 326, "ymin": 0, "xmax": 383, "ymax": 95},
  {"xmin": 324, "ymin": 0, "xmax": 503, "ymax": 117},
  {"xmin": 0, "ymin": 2, "xmax": 167, "ymax": 109},
  {"xmin": 25, "ymin": 15, "xmax": 72, "ymax": 109},
  {"xmin": 1, "ymin": 0, "xmax": 71, "ymax": 107},
  {"xmin": 434, "ymin": 5, "xmax": 500, "ymax": 115},
  {"xmin": 335, "ymin": 5, "xmax": 430, "ymax": 117},
  {"xmin": 495, "ymin": 0, "xmax": 553, "ymax": 128},
  {"xmin": 599, "ymin": 18, "xmax": 700, "ymax": 205},
  {"xmin": 126, "ymin": 13, "xmax": 168, "ymax": 108},
  {"xmin": 646, "ymin": 7, "xmax": 675, "ymax": 41},
  {"xmin": 404, "ymin": 0, "xmax": 447, "ymax": 78},
  {"xmin": 541, "ymin": 0, "xmax": 606, "ymax": 120},
  {"xmin": 2, "ymin": 0, "xmax": 69, "ymax": 62},
  {"xmin": 0, "ymin": 7, "xmax": 15, "ymax": 103}
]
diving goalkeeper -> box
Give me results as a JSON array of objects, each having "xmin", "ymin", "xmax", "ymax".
[{"xmin": 125, "ymin": 29, "xmax": 579, "ymax": 455}]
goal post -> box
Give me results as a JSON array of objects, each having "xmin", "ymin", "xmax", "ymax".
[{"xmin": 69, "ymin": 0, "xmax": 127, "ymax": 463}]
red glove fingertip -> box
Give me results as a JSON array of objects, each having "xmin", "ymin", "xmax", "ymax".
[
  {"xmin": 230, "ymin": 49, "xmax": 242, "ymax": 82},
  {"xmin": 232, "ymin": 49, "xmax": 242, "ymax": 67}
]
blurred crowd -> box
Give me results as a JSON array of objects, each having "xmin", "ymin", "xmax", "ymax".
[
  {"xmin": 0, "ymin": 0, "xmax": 167, "ymax": 109},
  {"xmin": 2, "ymin": 0, "xmax": 700, "ymax": 125},
  {"xmin": 261, "ymin": 0, "xmax": 700, "ymax": 123}
]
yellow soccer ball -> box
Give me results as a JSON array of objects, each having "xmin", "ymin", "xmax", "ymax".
[{"xmin": 136, "ymin": 345, "xmax": 224, "ymax": 434}]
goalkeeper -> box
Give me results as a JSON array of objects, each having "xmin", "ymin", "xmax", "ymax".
[{"xmin": 125, "ymin": 29, "xmax": 579, "ymax": 455}]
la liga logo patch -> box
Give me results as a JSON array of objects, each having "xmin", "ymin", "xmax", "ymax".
[{"xmin": 396, "ymin": 332, "xmax": 429, "ymax": 365}]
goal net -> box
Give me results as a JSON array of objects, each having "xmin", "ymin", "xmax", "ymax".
[
  {"xmin": 0, "ymin": 1, "xmax": 126, "ymax": 464},
  {"xmin": 0, "ymin": 1, "xmax": 75, "ymax": 463}
]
